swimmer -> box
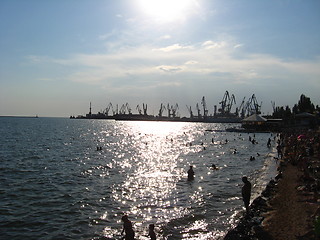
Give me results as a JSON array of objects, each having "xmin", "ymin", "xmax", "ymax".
[
  {"xmin": 267, "ymin": 138, "xmax": 271, "ymax": 148},
  {"xmin": 187, "ymin": 166, "xmax": 194, "ymax": 181},
  {"xmin": 121, "ymin": 215, "xmax": 135, "ymax": 240},
  {"xmin": 211, "ymin": 164, "xmax": 218, "ymax": 170}
]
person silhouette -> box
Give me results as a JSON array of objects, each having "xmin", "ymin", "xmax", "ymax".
[
  {"xmin": 267, "ymin": 138, "xmax": 271, "ymax": 147},
  {"xmin": 121, "ymin": 215, "xmax": 135, "ymax": 240},
  {"xmin": 148, "ymin": 224, "xmax": 156, "ymax": 240},
  {"xmin": 187, "ymin": 166, "xmax": 194, "ymax": 181},
  {"xmin": 241, "ymin": 176, "xmax": 252, "ymax": 212}
]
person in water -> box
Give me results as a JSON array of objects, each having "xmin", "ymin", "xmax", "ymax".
[
  {"xmin": 241, "ymin": 176, "xmax": 252, "ymax": 212},
  {"xmin": 267, "ymin": 138, "xmax": 271, "ymax": 147},
  {"xmin": 187, "ymin": 165, "xmax": 194, "ymax": 181},
  {"xmin": 148, "ymin": 224, "xmax": 156, "ymax": 240},
  {"xmin": 121, "ymin": 215, "xmax": 135, "ymax": 240}
]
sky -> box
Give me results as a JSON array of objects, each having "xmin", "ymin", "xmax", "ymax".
[{"xmin": 1, "ymin": 0, "xmax": 320, "ymax": 117}]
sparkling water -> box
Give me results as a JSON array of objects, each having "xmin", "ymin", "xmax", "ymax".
[{"xmin": 0, "ymin": 117, "xmax": 278, "ymax": 239}]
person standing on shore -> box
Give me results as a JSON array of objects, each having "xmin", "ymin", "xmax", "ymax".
[{"xmin": 241, "ymin": 176, "xmax": 252, "ymax": 212}]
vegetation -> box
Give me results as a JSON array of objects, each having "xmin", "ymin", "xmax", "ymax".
[{"xmin": 272, "ymin": 94, "xmax": 319, "ymax": 120}]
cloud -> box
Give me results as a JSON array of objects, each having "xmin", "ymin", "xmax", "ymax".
[
  {"xmin": 27, "ymin": 40, "xmax": 320, "ymax": 94},
  {"xmin": 160, "ymin": 35, "xmax": 171, "ymax": 40},
  {"xmin": 234, "ymin": 44, "xmax": 243, "ymax": 49},
  {"xmin": 202, "ymin": 40, "xmax": 226, "ymax": 49},
  {"xmin": 154, "ymin": 43, "xmax": 193, "ymax": 52},
  {"xmin": 157, "ymin": 65, "xmax": 183, "ymax": 73}
]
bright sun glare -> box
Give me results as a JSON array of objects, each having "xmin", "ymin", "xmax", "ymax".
[{"xmin": 137, "ymin": 0, "xmax": 195, "ymax": 23}]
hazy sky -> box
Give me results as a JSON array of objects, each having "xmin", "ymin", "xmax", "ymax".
[{"xmin": 1, "ymin": 0, "xmax": 319, "ymax": 117}]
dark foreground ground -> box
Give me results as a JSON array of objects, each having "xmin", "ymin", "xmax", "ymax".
[{"xmin": 225, "ymin": 128, "xmax": 320, "ymax": 240}]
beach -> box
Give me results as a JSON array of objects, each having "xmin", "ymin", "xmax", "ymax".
[
  {"xmin": 262, "ymin": 163, "xmax": 318, "ymax": 239},
  {"xmin": 225, "ymin": 128, "xmax": 320, "ymax": 240}
]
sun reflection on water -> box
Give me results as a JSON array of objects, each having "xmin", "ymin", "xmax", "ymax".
[
  {"xmin": 107, "ymin": 121, "xmax": 201, "ymax": 232},
  {"xmin": 87, "ymin": 121, "xmax": 277, "ymax": 239}
]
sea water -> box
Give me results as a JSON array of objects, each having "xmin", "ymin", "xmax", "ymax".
[{"xmin": 0, "ymin": 117, "xmax": 278, "ymax": 240}]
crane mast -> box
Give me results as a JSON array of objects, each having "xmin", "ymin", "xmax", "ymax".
[
  {"xmin": 196, "ymin": 103, "xmax": 201, "ymax": 119},
  {"xmin": 186, "ymin": 105, "xmax": 194, "ymax": 118},
  {"xmin": 158, "ymin": 103, "xmax": 166, "ymax": 117},
  {"xmin": 201, "ymin": 96, "xmax": 208, "ymax": 117},
  {"xmin": 143, "ymin": 103, "xmax": 148, "ymax": 115}
]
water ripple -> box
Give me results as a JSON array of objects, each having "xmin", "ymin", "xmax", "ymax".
[{"xmin": 0, "ymin": 118, "xmax": 278, "ymax": 240}]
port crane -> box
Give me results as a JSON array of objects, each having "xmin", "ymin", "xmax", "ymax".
[
  {"xmin": 143, "ymin": 103, "xmax": 148, "ymax": 115},
  {"xmin": 137, "ymin": 103, "xmax": 148, "ymax": 115},
  {"xmin": 227, "ymin": 94, "xmax": 236, "ymax": 114},
  {"xmin": 106, "ymin": 102, "xmax": 118, "ymax": 115},
  {"xmin": 126, "ymin": 103, "xmax": 132, "ymax": 114},
  {"xmin": 119, "ymin": 104, "xmax": 126, "ymax": 114},
  {"xmin": 244, "ymin": 94, "xmax": 262, "ymax": 116},
  {"xmin": 218, "ymin": 91, "xmax": 236, "ymax": 115},
  {"xmin": 236, "ymin": 97, "xmax": 246, "ymax": 118},
  {"xmin": 271, "ymin": 101, "xmax": 276, "ymax": 113},
  {"xmin": 158, "ymin": 103, "xmax": 166, "ymax": 117},
  {"xmin": 201, "ymin": 96, "xmax": 208, "ymax": 117},
  {"xmin": 172, "ymin": 104, "xmax": 179, "ymax": 118},
  {"xmin": 136, "ymin": 105, "xmax": 142, "ymax": 115},
  {"xmin": 119, "ymin": 103, "xmax": 132, "ymax": 114},
  {"xmin": 196, "ymin": 103, "xmax": 202, "ymax": 118},
  {"xmin": 186, "ymin": 105, "xmax": 194, "ymax": 118},
  {"xmin": 167, "ymin": 103, "xmax": 179, "ymax": 118},
  {"xmin": 104, "ymin": 102, "xmax": 113, "ymax": 116}
]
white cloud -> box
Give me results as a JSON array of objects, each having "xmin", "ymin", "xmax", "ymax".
[
  {"xmin": 160, "ymin": 35, "xmax": 172, "ymax": 40},
  {"xmin": 154, "ymin": 43, "xmax": 193, "ymax": 52},
  {"xmin": 202, "ymin": 40, "xmax": 226, "ymax": 49},
  {"xmin": 27, "ymin": 40, "xmax": 320, "ymax": 99},
  {"xmin": 234, "ymin": 44, "xmax": 243, "ymax": 49}
]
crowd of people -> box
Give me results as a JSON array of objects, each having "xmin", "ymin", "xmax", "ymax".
[
  {"xmin": 277, "ymin": 130, "xmax": 320, "ymax": 191},
  {"xmin": 274, "ymin": 129, "xmax": 320, "ymax": 238}
]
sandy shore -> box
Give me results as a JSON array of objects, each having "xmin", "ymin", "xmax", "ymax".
[
  {"xmin": 224, "ymin": 129, "xmax": 320, "ymax": 240},
  {"xmin": 262, "ymin": 163, "xmax": 318, "ymax": 239}
]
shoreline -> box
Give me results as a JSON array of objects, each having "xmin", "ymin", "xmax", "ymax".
[{"xmin": 224, "ymin": 129, "xmax": 320, "ymax": 240}]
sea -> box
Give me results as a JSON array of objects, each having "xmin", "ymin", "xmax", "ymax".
[{"xmin": 0, "ymin": 117, "xmax": 279, "ymax": 240}]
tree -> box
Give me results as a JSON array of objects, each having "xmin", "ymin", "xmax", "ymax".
[
  {"xmin": 272, "ymin": 105, "xmax": 292, "ymax": 119},
  {"xmin": 292, "ymin": 94, "xmax": 315, "ymax": 114}
]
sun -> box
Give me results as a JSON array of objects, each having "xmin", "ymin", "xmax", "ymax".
[{"xmin": 137, "ymin": 0, "xmax": 195, "ymax": 23}]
